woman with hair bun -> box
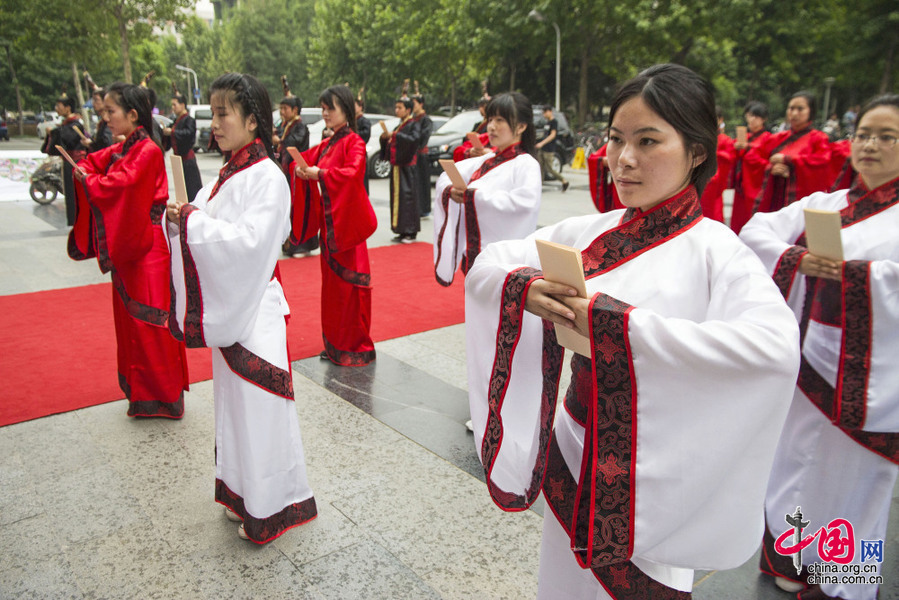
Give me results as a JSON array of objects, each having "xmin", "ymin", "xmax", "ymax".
[
  {"xmin": 292, "ymin": 84, "xmax": 378, "ymax": 366},
  {"xmin": 465, "ymin": 64, "xmax": 800, "ymax": 598},
  {"xmin": 70, "ymin": 82, "xmax": 189, "ymax": 419},
  {"xmin": 433, "ymin": 91, "xmax": 542, "ymax": 287},
  {"xmin": 742, "ymin": 94, "xmax": 899, "ymax": 600},
  {"xmin": 744, "ymin": 91, "xmax": 832, "ymax": 216},
  {"xmin": 166, "ymin": 72, "xmax": 317, "ymax": 543}
]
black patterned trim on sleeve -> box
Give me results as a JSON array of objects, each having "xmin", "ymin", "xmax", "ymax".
[
  {"xmin": 772, "ymin": 245, "xmax": 807, "ymax": 299},
  {"xmin": 215, "ymin": 479, "xmax": 317, "ymax": 544},
  {"xmin": 543, "ymin": 439, "xmax": 691, "ymax": 599},
  {"xmin": 218, "ymin": 343, "xmax": 295, "ymax": 400},
  {"xmin": 835, "ymin": 260, "xmax": 872, "ymax": 430},
  {"xmin": 150, "ymin": 203, "xmax": 165, "ymax": 226},
  {"xmin": 111, "ymin": 270, "xmax": 169, "ymax": 327},
  {"xmin": 461, "ymin": 187, "xmax": 481, "ymax": 275},
  {"xmin": 759, "ymin": 521, "xmax": 810, "ymax": 588},
  {"xmin": 481, "ymin": 267, "xmax": 565, "ymax": 511},
  {"xmin": 92, "ymin": 204, "xmax": 113, "ymax": 274},
  {"xmin": 570, "ymin": 292, "xmax": 635, "ymax": 569},
  {"xmin": 322, "ymin": 334, "xmax": 376, "ymax": 366},
  {"xmin": 178, "ymin": 204, "xmax": 206, "ymax": 348},
  {"xmin": 127, "ymin": 393, "xmax": 185, "ymax": 419},
  {"xmin": 581, "ymin": 187, "xmax": 702, "ymax": 278},
  {"xmin": 434, "ymin": 186, "xmax": 460, "ymax": 287}
]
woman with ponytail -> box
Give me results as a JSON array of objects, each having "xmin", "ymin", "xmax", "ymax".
[
  {"xmin": 166, "ymin": 73, "xmax": 317, "ymax": 544},
  {"xmin": 69, "ymin": 82, "xmax": 189, "ymax": 419}
]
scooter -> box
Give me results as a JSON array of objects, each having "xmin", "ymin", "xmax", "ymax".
[{"xmin": 30, "ymin": 157, "xmax": 64, "ymax": 205}]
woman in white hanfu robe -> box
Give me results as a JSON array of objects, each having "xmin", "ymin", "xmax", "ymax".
[
  {"xmin": 433, "ymin": 92, "xmax": 541, "ymax": 286},
  {"xmin": 742, "ymin": 95, "xmax": 899, "ymax": 600},
  {"xmin": 465, "ymin": 64, "xmax": 800, "ymax": 599},
  {"xmin": 166, "ymin": 73, "xmax": 316, "ymax": 544}
]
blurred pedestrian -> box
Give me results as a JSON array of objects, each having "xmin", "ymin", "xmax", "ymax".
[{"xmin": 536, "ymin": 105, "xmax": 569, "ymax": 192}]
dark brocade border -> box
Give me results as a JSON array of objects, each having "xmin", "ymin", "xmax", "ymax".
[
  {"xmin": 215, "ymin": 479, "xmax": 317, "ymax": 544},
  {"xmin": 544, "ymin": 440, "xmax": 691, "ymax": 600},
  {"xmin": 322, "ymin": 334, "xmax": 376, "ymax": 366},
  {"xmin": 563, "ymin": 354, "xmax": 592, "ymax": 427},
  {"xmin": 571, "ymin": 293, "xmax": 635, "ymax": 569},
  {"xmin": 92, "ymin": 204, "xmax": 113, "ymax": 274},
  {"xmin": 581, "ymin": 187, "xmax": 703, "ymax": 279},
  {"xmin": 127, "ymin": 393, "xmax": 185, "ymax": 419},
  {"xmin": 208, "ymin": 139, "xmax": 268, "ymax": 200},
  {"xmin": 111, "ymin": 270, "xmax": 169, "ymax": 327},
  {"xmin": 150, "ymin": 203, "xmax": 165, "ymax": 226},
  {"xmin": 118, "ymin": 372, "xmax": 131, "ymax": 399},
  {"xmin": 461, "ymin": 187, "xmax": 481, "ymax": 275},
  {"xmin": 772, "ymin": 245, "xmax": 808, "ymax": 300},
  {"xmin": 836, "ymin": 261, "xmax": 872, "ymax": 430},
  {"xmin": 316, "ymin": 125, "xmax": 353, "ymax": 253},
  {"xmin": 218, "ymin": 343, "xmax": 294, "ymax": 400},
  {"xmin": 433, "ymin": 186, "xmax": 459, "ymax": 287},
  {"xmin": 178, "ymin": 204, "xmax": 206, "ymax": 348},
  {"xmin": 759, "ymin": 522, "xmax": 809, "ymax": 588},
  {"xmin": 481, "ymin": 267, "xmax": 564, "ymax": 511},
  {"xmin": 322, "ymin": 245, "xmax": 371, "ymax": 287}
]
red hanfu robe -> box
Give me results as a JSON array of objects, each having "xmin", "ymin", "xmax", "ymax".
[
  {"xmin": 453, "ymin": 132, "xmax": 492, "ymax": 162},
  {"xmin": 586, "ymin": 144, "xmax": 623, "ymax": 213},
  {"xmin": 69, "ymin": 127, "xmax": 189, "ymax": 417},
  {"xmin": 699, "ymin": 133, "xmax": 735, "ymax": 222},
  {"xmin": 291, "ymin": 125, "xmax": 378, "ymax": 365},
  {"xmin": 745, "ymin": 126, "xmax": 831, "ymax": 215},
  {"xmin": 730, "ymin": 129, "xmax": 772, "ymax": 233},
  {"xmin": 827, "ymin": 139, "xmax": 854, "ymax": 192}
]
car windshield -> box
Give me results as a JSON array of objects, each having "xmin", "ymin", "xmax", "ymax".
[
  {"xmin": 435, "ymin": 111, "xmax": 481, "ymax": 135},
  {"xmin": 195, "ymin": 109, "xmax": 212, "ymax": 120}
]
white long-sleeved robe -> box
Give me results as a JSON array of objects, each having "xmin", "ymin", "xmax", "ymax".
[
  {"xmin": 741, "ymin": 178, "xmax": 899, "ymax": 600},
  {"xmin": 433, "ymin": 146, "xmax": 541, "ymax": 286},
  {"xmin": 167, "ymin": 142, "xmax": 316, "ymax": 543},
  {"xmin": 465, "ymin": 188, "xmax": 800, "ymax": 597}
]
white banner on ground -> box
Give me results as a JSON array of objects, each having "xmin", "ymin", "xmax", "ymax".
[{"xmin": 0, "ymin": 151, "xmax": 48, "ymax": 202}]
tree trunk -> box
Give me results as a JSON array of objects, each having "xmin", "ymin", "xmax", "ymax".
[
  {"xmin": 509, "ymin": 59, "xmax": 516, "ymax": 91},
  {"xmin": 4, "ymin": 44, "xmax": 25, "ymax": 136},
  {"xmin": 114, "ymin": 2, "xmax": 132, "ymax": 83},
  {"xmin": 578, "ymin": 47, "xmax": 590, "ymax": 126},
  {"xmin": 72, "ymin": 62, "xmax": 89, "ymax": 133},
  {"xmin": 450, "ymin": 75, "xmax": 457, "ymax": 116}
]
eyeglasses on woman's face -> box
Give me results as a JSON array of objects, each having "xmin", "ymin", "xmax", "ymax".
[{"xmin": 851, "ymin": 133, "xmax": 898, "ymax": 149}]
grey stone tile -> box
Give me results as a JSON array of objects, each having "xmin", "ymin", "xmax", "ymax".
[
  {"xmin": 273, "ymin": 500, "xmax": 362, "ymax": 566},
  {"xmin": 0, "ymin": 553, "xmax": 84, "ymax": 600},
  {"xmin": 293, "ymin": 537, "xmax": 440, "ymax": 600},
  {"xmin": 183, "ymin": 543, "xmax": 322, "ymax": 600},
  {"xmin": 64, "ymin": 523, "xmax": 205, "ymax": 600}
]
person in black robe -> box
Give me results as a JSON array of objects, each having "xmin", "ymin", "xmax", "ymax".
[
  {"xmin": 411, "ymin": 94, "xmax": 434, "ymax": 217},
  {"xmin": 41, "ymin": 94, "xmax": 85, "ymax": 226},
  {"xmin": 164, "ymin": 92, "xmax": 203, "ymax": 201},
  {"xmin": 355, "ymin": 96, "xmax": 372, "ymax": 194},
  {"xmin": 85, "ymin": 88, "xmax": 113, "ymax": 155},
  {"xmin": 380, "ymin": 97, "xmax": 422, "ymax": 243},
  {"xmin": 274, "ymin": 94, "xmax": 316, "ymax": 255}
]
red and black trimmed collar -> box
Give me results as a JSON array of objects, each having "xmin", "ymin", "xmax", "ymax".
[
  {"xmin": 63, "ymin": 114, "xmax": 81, "ymax": 126},
  {"xmin": 469, "ymin": 143, "xmax": 526, "ymax": 184},
  {"xmin": 209, "ymin": 139, "xmax": 268, "ymax": 200},
  {"xmin": 321, "ymin": 123, "xmax": 352, "ymax": 159},
  {"xmin": 581, "ymin": 186, "xmax": 703, "ymax": 278},
  {"xmin": 843, "ymin": 174, "xmax": 899, "ymax": 224},
  {"xmin": 107, "ymin": 126, "xmax": 149, "ymax": 170}
]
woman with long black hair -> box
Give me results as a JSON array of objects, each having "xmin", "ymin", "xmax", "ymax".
[
  {"xmin": 432, "ymin": 91, "xmax": 542, "ymax": 287},
  {"xmin": 166, "ymin": 72, "xmax": 317, "ymax": 544},
  {"xmin": 70, "ymin": 82, "xmax": 189, "ymax": 418}
]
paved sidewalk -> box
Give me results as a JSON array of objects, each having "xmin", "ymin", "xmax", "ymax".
[{"xmin": 1, "ymin": 140, "xmax": 896, "ymax": 599}]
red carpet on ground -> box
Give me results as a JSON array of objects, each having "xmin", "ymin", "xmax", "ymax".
[{"xmin": 0, "ymin": 242, "xmax": 463, "ymax": 427}]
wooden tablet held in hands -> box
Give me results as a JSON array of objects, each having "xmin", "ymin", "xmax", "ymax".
[
  {"xmin": 55, "ymin": 145, "xmax": 80, "ymax": 170},
  {"xmin": 804, "ymin": 208, "xmax": 843, "ymax": 261},
  {"xmin": 379, "ymin": 120, "xmax": 388, "ymax": 134},
  {"xmin": 287, "ymin": 147, "xmax": 308, "ymax": 170},
  {"xmin": 466, "ymin": 131, "xmax": 484, "ymax": 150},
  {"xmin": 735, "ymin": 126, "xmax": 748, "ymax": 145},
  {"xmin": 169, "ymin": 155, "xmax": 189, "ymax": 205},
  {"xmin": 439, "ymin": 159, "xmax": 467, "ymax": 190},
  {"xmin": 535, "ymin": 239, "xmax": 591, "ymax": 357}
]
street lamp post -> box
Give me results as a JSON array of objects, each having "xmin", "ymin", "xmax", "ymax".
[
  {"xmin": 822, "ymin": 77, "xmax": 836, "ymax": 124},
  {"xmin": 176, "ymin": 64, "xmax": 200, "ymax": 105},
  {"xmin": 528, "ymin": 9, "xmax": 561, "ymax": 111}
]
